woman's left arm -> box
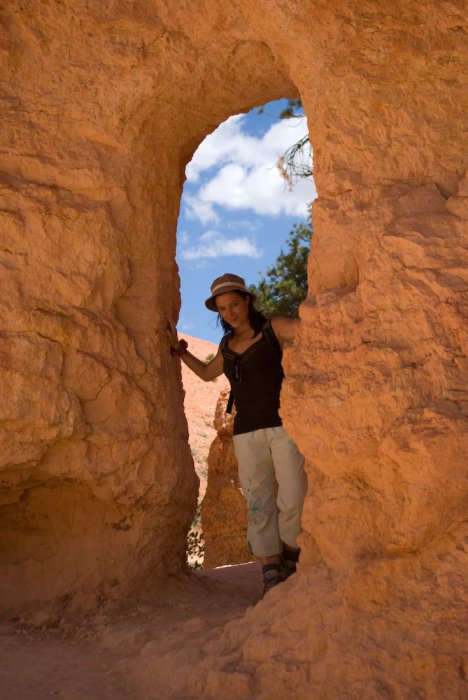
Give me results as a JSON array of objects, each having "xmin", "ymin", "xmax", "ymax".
[{"xmin": 270, "ymin": 316, "xmax": 300, "ymax": 350}]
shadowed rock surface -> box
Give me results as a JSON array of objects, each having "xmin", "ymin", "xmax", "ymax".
[{"xmin": 202, "ymin": 390, "xmax": 250, "ymax": 569}]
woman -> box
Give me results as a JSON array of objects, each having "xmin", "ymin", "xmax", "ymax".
[{"xmin": 167, "ymin": 273, "xmax": 308, "ymax": 595}]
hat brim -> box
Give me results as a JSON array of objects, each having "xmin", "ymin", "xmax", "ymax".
[{"xmin": 205, "ymin": 286, "xmax": 256, "ymax": 312}]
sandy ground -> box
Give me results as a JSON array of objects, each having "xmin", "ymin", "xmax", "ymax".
[
  {"xmin": 0, "ymin": 563, "xmax": 263, "ymax": 700},
  {"xmin": 0, "ymin": 334, "xmax": 242, "ymax": 700}
]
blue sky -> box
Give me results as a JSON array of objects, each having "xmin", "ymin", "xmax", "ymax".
[{"xmin": 176, "ymin": 99, "xmax": 316, "ymax": 344}]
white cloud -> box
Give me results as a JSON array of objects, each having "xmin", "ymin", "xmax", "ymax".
[
  {"xmin": 185, "ymin": 115, "xmax": 254, "ymax": 182},
  {"xmin": 196, "ymin": 161, "xmax": 313, "ymax": 218},
  {"xmin": 184, "ymin": 195, "xmax": 219, "ymax": 225},
  {"xmin": 184, "ymin": 115, "xmax": 315, "ymax": 222},
  {"xmin": 225, "ymin": 218, "xmax": 260, "ymax": 233},
  {"xmin": 180, "ymin": 229, "xmax": 262, "ymax": 261},
  {"xmin": 178, "ymin": 230, "xmax": 190, "ymax": 244}
]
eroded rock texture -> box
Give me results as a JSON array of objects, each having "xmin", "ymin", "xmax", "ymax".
[
  {"xmin": 0, "ymin": 0, "xmax": 295, "ymax": 613},
  {"xmin": 202, "ymin": 391, "xmax": 250, "ymax": 569},
  {"xmin": 0, "ymin": 0, "xmax": 466, "ymax": 696}
]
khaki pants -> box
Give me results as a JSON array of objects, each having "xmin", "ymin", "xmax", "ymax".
[{"xmin": 233, "ymin": 426, "xmax": 308, "ymax": 558}]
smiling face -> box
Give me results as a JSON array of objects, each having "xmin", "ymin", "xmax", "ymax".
[{"xmin": 215, "ymin": 291, "xmax": 250, "ymax": 329}]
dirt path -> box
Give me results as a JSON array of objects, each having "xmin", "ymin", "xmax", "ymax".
[{"xmin": 0, "ymin": 563, "xmax": 262, "ymax": 700}]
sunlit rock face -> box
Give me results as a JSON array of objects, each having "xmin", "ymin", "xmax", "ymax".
[{"xmin": 1, "ymin": 0, "xmax": 466, "ymax": 695}]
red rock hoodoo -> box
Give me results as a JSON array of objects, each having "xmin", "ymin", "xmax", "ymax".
[
  {"xmin": 202, "ymin": 390, "xmax": 250, "ymax": 569},
  {"xmin": 0, "ymin": 1, "xmax": 466, "ymax": 696}
]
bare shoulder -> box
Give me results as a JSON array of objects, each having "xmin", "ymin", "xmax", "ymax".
[{"xmin": 270, "ymin": 316, "xmax": 300, "ymax": 347}]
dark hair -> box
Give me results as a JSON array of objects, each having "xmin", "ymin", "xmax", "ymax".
[{"xmin": 216, "ymin": 292, "xmax": 267, "ymax": 336}]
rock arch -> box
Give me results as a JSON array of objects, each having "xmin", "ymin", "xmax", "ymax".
[
  {"xmin": 0, "ymin": 1, "xmax": 466, "ymax": 693},
  {"xmin": 0, "ymin": 1, "xmax": 301, "ymax": 611}
]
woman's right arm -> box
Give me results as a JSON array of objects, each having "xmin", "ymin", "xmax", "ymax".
[
  {"xmin": 166, "ymin": 318, "xmax": 224, "ymax": 382},
  {"xmin": 181, "ymin": 347, "xmax": 224, "ymax": 382}
]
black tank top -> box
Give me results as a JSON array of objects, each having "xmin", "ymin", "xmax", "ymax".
[{"xmin": 220, "ymin": 321, "xmax": 284, "ymax": 435}]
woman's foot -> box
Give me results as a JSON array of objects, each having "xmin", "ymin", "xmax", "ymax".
[
  {"xmin": 282, "ymin": 543, "xmax": 301, "ymax": 578},
  {"xmin": 262, "ymin": 563, "xmax": 285, "ymax": 595}
]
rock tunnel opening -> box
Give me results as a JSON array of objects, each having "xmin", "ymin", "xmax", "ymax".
[{"xmin": 174, "ymin": 99, "xmax": 316, "ymax": 574}]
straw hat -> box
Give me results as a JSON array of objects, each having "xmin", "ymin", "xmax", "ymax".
[{"xmin": 204, "ymin": 273, "xmax": 256, "ymax": 312}]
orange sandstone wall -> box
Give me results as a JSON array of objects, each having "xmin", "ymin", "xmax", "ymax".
[
  {"xmin": 194, "ymin": 3, "xmax": 467, "ymax": 696},
  {"xmin": 0, "ymin": 0, "xmax": 295, "ymax": 611},
  {"xmin": 0, "ymin": 0, "xmax": 467, "ymax": 693}
]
